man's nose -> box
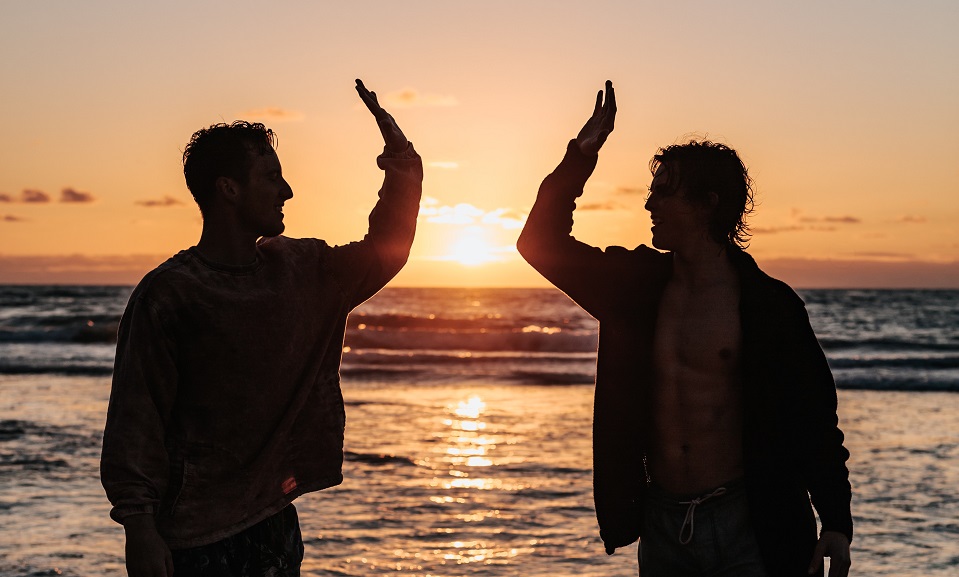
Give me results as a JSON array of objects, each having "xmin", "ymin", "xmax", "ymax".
[{"xmin": 644, "ymin": 195, "xmax": 655, "ymax": 211}]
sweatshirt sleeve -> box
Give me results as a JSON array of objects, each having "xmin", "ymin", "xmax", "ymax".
[
  {"xmin": 329, "ymin": 143, "xmax": 423, "ymax": 308},
  {"xmin": 783, "ymin": 297, "xmax": 854, "ymax": 542},
  {"xmin": 516, "ymin": 140, "xmax": 634, "ymax": 318},
  {"xmin": 100, "ymin": 291, "xmax": 179, "ymax": 524}
]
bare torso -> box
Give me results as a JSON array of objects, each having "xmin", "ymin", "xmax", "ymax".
[{"xmin": 647, "ymin": 265, "xmax": 744, "ymax": 494}]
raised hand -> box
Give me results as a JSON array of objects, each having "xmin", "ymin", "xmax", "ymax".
[
  {"xmin": 355, "ymin": 79, "xmax": 409, "ymax": 154},
  {"xmin": 576, "ymin": 80, "xmax": 616, "ymax": 156}
]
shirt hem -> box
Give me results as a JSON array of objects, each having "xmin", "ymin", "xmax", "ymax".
[{"xmin": 163, "ymin": 474, "xmax": 343, "ymax": 550}]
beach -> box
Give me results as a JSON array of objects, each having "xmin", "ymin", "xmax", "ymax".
[
  {"xmin": 1, "ymin": 286, "xmax": 957, "ymax": 575},
  {"xmin": 2, "ymin": 375, "xmax": 958, "ymax": 575}
]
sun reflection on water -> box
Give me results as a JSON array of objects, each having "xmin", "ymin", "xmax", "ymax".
[
  {"xmin": 424, "ymin": 393, "xmax": 536, "ymax": 567},
  {"xmin": 454, "ymin": 395, "xmax": 486, "ymax": 418}
]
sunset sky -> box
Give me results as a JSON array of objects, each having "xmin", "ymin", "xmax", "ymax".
[{"xmin": 1, "ymin": 1, "xmax": 957, "ymax": 287}]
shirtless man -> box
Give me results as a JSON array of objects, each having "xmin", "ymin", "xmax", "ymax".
[{"xmin": 517, "ymin": 81, "xmax": 852, "ymax": 576}]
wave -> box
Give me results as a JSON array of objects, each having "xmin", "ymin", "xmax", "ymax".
[
  {"xmin": 344, "ymin": 450, "xmax": 417, "ymax": 467},
  {"xmin": 828, "ymin": 356, "xmax": 959, "ymax": 370},
  {"xmin": 2, "ymin": 286, "xmax": 957, "ymax": 393},
  {"xmin": 345, "ymin": 327, "xmax": 597, "ymax": 353},
  {"xmin": 0, "ymin": 323, "xmax": 119, "ymax": 344},
  {"xmin": 819, "ymin": 337, "xmax": 959, "ymax": 352},
  {"xmin": 0, "ymin": 363, "xmax": 114, "ymax": 376},
  {"xmin": 834, "ymin": 376, "xmax": 959, "ymax": 392}
]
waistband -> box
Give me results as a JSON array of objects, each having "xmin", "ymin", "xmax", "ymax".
[{"xmin": 647, "ymin": 477, "xmax": 746, "ymax": 507}]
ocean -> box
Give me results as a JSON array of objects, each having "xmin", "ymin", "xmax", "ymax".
[{"xmin": 1, "ymin": 286, "xmax": 957, "ymax": 575}]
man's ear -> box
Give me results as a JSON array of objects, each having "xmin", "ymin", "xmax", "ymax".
[
  {"xmin": 215, "ymin": 176, "xmax": 239, "ymax": 205},
  {"xmin": 707, "ymin": 191, "xmax": 719, "ymax": 208}
]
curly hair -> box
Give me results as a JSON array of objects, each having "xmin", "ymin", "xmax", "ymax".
[
  {"xmin": 649, "ymin": 139, "xmax": 755, "ymax": 249},
  {"xmin": 182, "ymin": 121, "xmax": 277, "ymax": 215}
]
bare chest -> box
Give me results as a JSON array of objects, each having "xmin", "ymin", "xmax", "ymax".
[
  {"xmin": 647, "ymin": 279, "xmax": 746, "ymax": 489},
  {"xmin": 653, "ymin": 282, "xmax": 743, "ymax": 377}
]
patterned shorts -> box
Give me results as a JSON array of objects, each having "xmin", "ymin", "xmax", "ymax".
[{"xmin": 171, "ymin": 504, "xmax": 304, "ymax": 577}]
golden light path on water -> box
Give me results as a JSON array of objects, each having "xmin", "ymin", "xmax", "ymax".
[
  {"xmin": 435, "ymin": 394, "xmax": 520, "ymax": 566},
  {"xmin": 296, "ymin": 384, "xmax": 602, "ymax": 575}
]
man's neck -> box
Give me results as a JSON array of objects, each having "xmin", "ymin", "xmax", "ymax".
[
  {"xmin": 196, "ymin": 225, "xmax": 259, "ymax": 267},
  {"xmin": 670, "ymin": 241, "xmax": 736, "ymax": 289}
]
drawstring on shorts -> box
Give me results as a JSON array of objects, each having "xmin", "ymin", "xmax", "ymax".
[{"xmin": 678, "ymin": 486, "xmax": 727, "ymax": 544}]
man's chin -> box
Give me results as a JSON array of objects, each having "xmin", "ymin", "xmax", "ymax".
[
  {"xmin": 259, "ymin": 225, "xmax": 285, "ymax": 239},
  {"xmin": 650, "ymin": 235, "xmax": 671, "ymax": 251}
]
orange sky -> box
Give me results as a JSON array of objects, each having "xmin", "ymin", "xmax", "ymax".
[{"xmin": 1, "ymin": 2, "xmax": 957, "ymax": 287}]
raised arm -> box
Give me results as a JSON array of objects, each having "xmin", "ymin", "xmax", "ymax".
[
  {"xmin": 517, "ymin": 81, "xmax": 627, "ymax": 316},
  {"xmin": 332, "ymin": 80, "xmax": 423, "ymax": 307}
]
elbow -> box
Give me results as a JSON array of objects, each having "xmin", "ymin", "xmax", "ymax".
[{"xmin": 516, "ymin": 227, "xmax": 537, "ymax": 263}]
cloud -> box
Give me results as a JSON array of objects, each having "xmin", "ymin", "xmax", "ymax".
[
  {"xmin": 419, "ymin": 202, "xmax": 484, "ymax": 225},
  {"xmin": 895, "ymin": 215, "xmax": 926, "ymax": 224},
  {"xmin": 418, "ymin": 200, "xmax": 526, "ymax": 230},
  {"xmin": 136, "ymin": 195, "xmax": 185, "ymax": 207},
  {"xmin": 758, "ymin": 210, "xmax": 861, "ymax": 234},
  {"xmin": 22, "ymin": 189, "xmax": 51, "ymax": 203},
  {"xmin": 615, "ymin": 186, "xmax": 646, "ymax": 195},
  {"xmin": 852, "ymin": 251, "xmax": 915, "ymax": 259},
  {"xmin": 2, "ymin": 188, "xmax": 95, "ymax": 203},
  {"xmin": 578, "ymin": 201, "xmax": 625, "ymax": 212},
  {"xmin": 759, "ymin": 257, "xmax": 959, "ymax": 289},
  {"xmin": 60, "ymin": 187, "xmax": 95, "ymax": 203},
  {"xmin": 427, "ymin": 161, "xmax": 460, "ymax": 169},
  {"xmin": 2, "ymin": 214, "xmax": 26, "ymax": 222},
  {"xmin": 751, "ymin": 225, "xmax": 805, "ymax": 234},
  {"xmin": 240, "ymin": 107, "xmax": 304, "ymax": 122},
  {"xmin": 481, "ymin": 208, "xmax": 525, "ymax": 230},
  {"xmin": 380, "ymin": 88, "xmax": 458, "ymax": 108},
  {"xmin": 798, "ymin": 215, "xmax": 860, "ymax": 224},
  {"xmin": 0, "ymin": 254, "xmax": 169, "ymax": 284}
]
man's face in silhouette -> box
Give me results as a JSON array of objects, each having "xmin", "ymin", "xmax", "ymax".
[
  {"xmin": 233, "ymin": 149, "xmax": 294, "ymax": 239},
  {"xmin": 644, "ymin": 163, "xmax": 711, "ymax": 251}
]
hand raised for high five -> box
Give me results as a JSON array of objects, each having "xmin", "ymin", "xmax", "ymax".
[
  {"xmin": 576, "ymin": 80, "xmax": 616, "ymax": 156},
  {"xmin": 355, "ymin": 79, "xmax": 409, "ymax": 154}
]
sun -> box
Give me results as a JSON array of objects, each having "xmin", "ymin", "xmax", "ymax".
[{"xmin": 445, "ymin": 227, "xmax": 501, "ymax": 266}]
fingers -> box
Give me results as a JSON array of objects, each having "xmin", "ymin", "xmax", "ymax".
[
  {"xmin": 355, "ymin": 78, "xmax": 383, "ymax": 116},
  {"xmin": 592, "ymin": 80, "xmax": 615, "ymax": 117},
  {"xmin": 593, "ymin": 90, "xmax": 603, "ymax": 115},
  {"xmin": 827, "ymin": 550, "xmax": 851, "ymax": 577},
  {"xmin": 605, "ymin": 79, "xmax": 616, "ymax": 114}
]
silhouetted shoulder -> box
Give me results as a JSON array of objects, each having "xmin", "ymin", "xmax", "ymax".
[
  {"xmin": 733, "ymin": 249, "xmax": 808, "ymax": 317},
  {"xmin": 623, "ymin": 243, "xmax": 672, "ymax": 280},
  {"xmin": 258, "ymin": 235, "xmax": 331, "ymax": 258},
  {"xmin": 126, "ymin": 250, "xmax": 199, "ymax": 302}
]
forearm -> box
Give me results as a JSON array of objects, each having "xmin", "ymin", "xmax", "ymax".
[
  {"xmin": 517, "ymin": 140, "xmax": 598, "ymax": 261},
  {"xmin": 365, "ymin": 143, "xmax": 423, "ymax": 278},
  {"xmin": 787, "ymin": 303, "xmax": 853, "ymax": 540}
]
